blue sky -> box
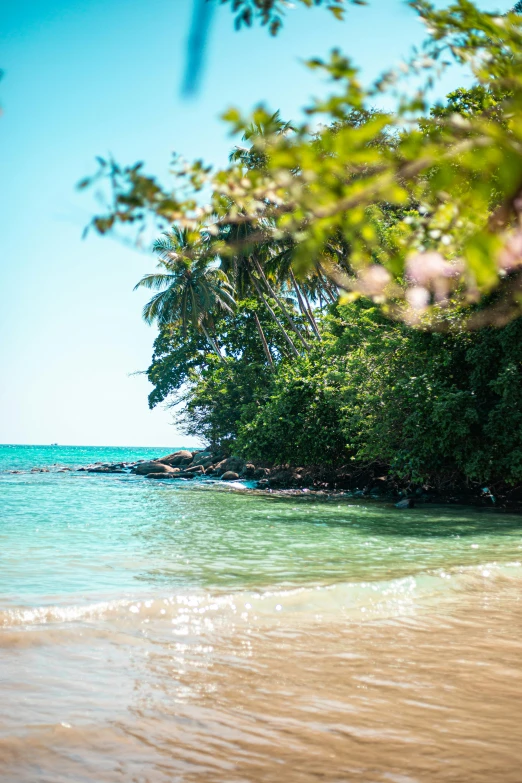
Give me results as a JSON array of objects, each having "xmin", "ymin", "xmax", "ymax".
[{"xmin": 0, "ymin": 0, "xmax": 511, "ymax": 446}]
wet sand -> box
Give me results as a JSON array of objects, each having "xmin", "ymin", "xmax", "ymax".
[{"xmin": 1, "ymin": 569, "xmax": 521, "ymax": 782}]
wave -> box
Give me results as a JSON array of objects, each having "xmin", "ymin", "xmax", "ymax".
[{"xmin": 2, "ymin": 560, "xmax": 521, "ymax": 634}]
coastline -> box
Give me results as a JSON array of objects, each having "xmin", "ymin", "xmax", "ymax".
[{"xmin": 8, "ymin": 445, "xmax": 522, "ymax": 512}]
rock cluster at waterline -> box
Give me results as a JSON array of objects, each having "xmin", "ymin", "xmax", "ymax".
[
  {"xmin": 11, "ymin": 450, "xmax": 515, "ymax": 506},
  {"xmin": 77, "ymin": 451, "xmax": 261, "ymax": 482}
]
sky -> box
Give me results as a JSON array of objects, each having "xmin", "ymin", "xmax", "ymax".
[{"xmin": 0, "ymin": 0, "xmax": 512, "ymax": 447}]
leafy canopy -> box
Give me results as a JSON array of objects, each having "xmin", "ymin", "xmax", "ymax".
[{"xmin": 82, "ymin": 1, "xmax": 522, "ymax": 329}]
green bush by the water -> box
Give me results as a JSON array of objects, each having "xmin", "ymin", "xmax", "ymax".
[{"xmin": 147, "ymin": 300, "xmax": 522, "ymax": 489}]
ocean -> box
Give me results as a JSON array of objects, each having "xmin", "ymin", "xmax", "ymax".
[{"xmin": 1, "ymin": 444, "xmax": 522, "ymax": 782}]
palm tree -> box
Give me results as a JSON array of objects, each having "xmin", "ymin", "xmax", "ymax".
[
  {"xmin": 215, "ymin": 219, "xmax": 301, "ymax": 357},
  {"xmin": 216, "ymin": 216, "xmax": 314, "ymax": 354},
  {"xmin": 263, "ymin": 243, "xmax": 324, "ymax": 341},
  {"xmin": 229, "ymin": 110, "xmax": 295, "ymax": 170},
  {"xmin": 226, "ymin": 114, "xmax": 324, "ymax": 349},
  {"xmin": 134, "ymin": 228, "xmax": 235, "ymax": 362}
]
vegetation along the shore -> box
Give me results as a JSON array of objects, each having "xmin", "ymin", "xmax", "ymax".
[{"xmin": 83, "ymin": 1, "xmax": 522, "ymax": 501}]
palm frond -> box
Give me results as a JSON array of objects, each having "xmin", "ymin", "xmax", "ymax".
[{"xmin": 133, "ymin": 273, "xmax": 174, "ymax": 292}]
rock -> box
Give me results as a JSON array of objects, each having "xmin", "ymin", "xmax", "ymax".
[
  {"xmin": 214, "ymin": 457, "xmax": 245, "ymax": 476},
  {"xmin": 221, "ymin": 471, "xmax": 239, "ymax": 481},
  {"xmin": 184, "ymin": 464, "xmax": 205, "ymax": 473},
  {"xmin": 253, "ymin": 467, "xmax": 269, "ymax": 479},
  {"xmin": 174, "ymin": 471, "xmax": 196, "ymax": 479},
  {"xmin": 395, "ymin": 498, "xmax": 414, "ymax": 509},
  {"xmin": 267, "ymin": 468, "xmax": 294, "ymax": 488},
  {"xmin": 145, "ymin": 472, "xmax": 176, "ymax": 479},
  {"xmin": 242, "ymin": 463, "xmax": 256, "ymax": 477},
  {"xmin": 189, "ymin": 452, "xmax": 214, "ymax": 468},
  {"xmin": 156, "ymin": 450, "xmax": 193, "ymax": 467},
  {"xmin": 135, "ymin": 462, "xmax": 176, "ymax": 475},
  {"xmin": 257, "ymin": 478, "xmax": 269, "ymax": 488}
]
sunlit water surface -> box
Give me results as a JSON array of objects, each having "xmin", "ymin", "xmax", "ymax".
[{"xmin": 1, "ymin": 444, "xmax": 522, "ymax": 782}]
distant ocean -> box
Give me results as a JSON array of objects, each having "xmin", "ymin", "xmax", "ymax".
[
  {"xmin": 1, "ymin": 443, "xmax": 522, "ymax": 782},
  {"xmin": 0, "ymin": 443, "xmax": 184, "ymax": 472}
]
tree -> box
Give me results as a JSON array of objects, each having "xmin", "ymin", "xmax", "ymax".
[
  {"xmin": 135, "ymin": 227, "xmax": 235, "ymax": 361},
  {"xmin": 83, "ymin": 1, "xmax": 522, "ymax": 330}
]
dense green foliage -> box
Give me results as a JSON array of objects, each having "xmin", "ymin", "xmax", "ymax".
[{"xmin": 146, "ymin": 297, "xmax": 522, "ymax": 488}]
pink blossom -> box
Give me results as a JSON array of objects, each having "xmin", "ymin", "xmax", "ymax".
[
  {"xmin": 498, "ymin": 230, "xmax": 522, "ymax": 272},
  {"xmin": 356, "ymin": 265, "xmax": 391, "ymax": 297},
  {"xmin": 406, "ymin": 251, "xmax": 462, "ymax": 303},
  {"xmin": 406, "ymin": 286, "xmax": 430, "ymax": 311},
  {"xmin": 406, "ymin": 251, "xmax": 459, "ymax": 286}
]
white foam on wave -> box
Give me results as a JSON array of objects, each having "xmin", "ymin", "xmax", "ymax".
[{"xmin": 2, "ymin": 560, "xmax": 521, "ymax": 632}]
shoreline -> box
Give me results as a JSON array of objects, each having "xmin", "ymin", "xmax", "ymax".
[{"xmin": 8, "ymin": 445, "xmax": 522, "ymax": 512}]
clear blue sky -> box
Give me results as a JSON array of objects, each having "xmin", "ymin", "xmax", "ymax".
[{"xmin": 0, "ymin": 0, "xmax": 511, "ymax": 447}]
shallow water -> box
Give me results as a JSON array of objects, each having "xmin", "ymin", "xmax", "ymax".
[{"xmin": 1, "ymin": 445, "xmax": 522, "ymax": 782}]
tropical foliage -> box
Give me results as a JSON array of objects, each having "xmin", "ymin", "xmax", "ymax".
[
  {"xmin": 84, "ymin": 1, "xmax": 522, "ymax": 328},
  {"xmin": 84, "ymin": 1, "xmax": 522, "ymax": 488}
]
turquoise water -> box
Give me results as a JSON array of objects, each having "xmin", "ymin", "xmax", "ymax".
[
  {"xmin": 2, "ymin": 444, "xmax": 522, "ymax": 782},
  {"xmin": 2, "ymin": 444, "xmax": 522, "ymax": 607}
]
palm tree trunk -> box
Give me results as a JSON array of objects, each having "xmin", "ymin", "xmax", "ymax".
[
  {"xmin": 200, "ymin": 323, "xmax": 226, "ymax": 364},
  {"xmin": 290, "ymin": 280, "xmax": 314, "ymax": 338},
  {"xmin": 253, "ymin": 312, "xmax": 274, "ymax": 368},
  {"xmin": 301, "ymin": 286, "xmax": 322, "ymax": 339},
  {"xmin": 250, "ymin": 274, "xmax": 300, "ymax": 358},
  {"xmin": 252, "ymin": 256, "xmax": 311, "ymax": 351},
  {"xmin": 289, "ymin": 269, "xmax": 322, "ymax": 341},
  {"xmin": 316, "ymin": 264, "xmax": 339, "ymax": 303}
]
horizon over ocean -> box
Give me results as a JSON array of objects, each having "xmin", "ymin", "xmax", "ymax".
[
  {"xmin": 0, "ymin": 442, "xmax": 196, "ymax": 448},
  {"xmin": 1, "ymin": 443, "xmax": 522, "ymax": 781}
]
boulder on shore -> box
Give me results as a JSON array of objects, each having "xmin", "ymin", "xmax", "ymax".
[
  {"xmin": 146, "ymin": 472, "xmax": 176, "ymax": 480},
  {"xmin": 189, "ymin": 452, "xmax": 214, "ymax": 469},
  {"xmin": 214, "ymin": 457, "xmax": 245, "ymax": 476},
  {"xmin": 221, "ymin": 471, "xmax": 239, "ymax": 481},
  {"xmin": 184, "ymin": 464, "xmax": 205, "ymax": 474},
  {"xmin": 156, "ymin": 450, "xmax": 193, "ymax": 467},
  {"xmin": 135, "ymin": 462, "xmax": 176, "ymax": 475}
]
